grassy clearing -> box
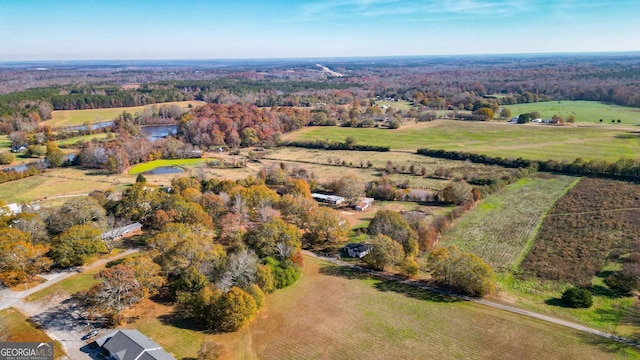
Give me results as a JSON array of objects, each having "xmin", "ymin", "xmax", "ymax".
[
  {"xmin": 438, "ymin": 174, "xmax": 578, "ymax": 273},
  {"xmin": 265, "ymin": 147, "xmax": 513, "ymax": 190},
  {"xmin": 375, "ymin": 100, "xmax": 415, "ymax": 111},
  {"xmin": 56, "ymin": 132, "xmax": 112, "ymax": 146},
  {"xmin": 0, "ymin": 308, "xmax": 66, "ymax": 358},
  {"xmin": 0, "ymin": 167, "xmax": 128, "ymax": 204},
  {"xmin": 128, "ymin": 158, "xmax": 209, "ymax": 175},
  {"xmin": 27, "ymin": 270, "xmax": 100, "ymax": 302},
  {"xmin": 285, "ymin": 121, "xmax": 640, "ymax": 162},
  {"xmin": 44, "ymin": 101, "xmax": 205, "ymax": 128},
  {"xmin": 0, "ymin": 135, "xmax": 10, "ymax": 148},
  {"xmin": 505, "ymin": 101, "xmax": 640, "ymax": 125},
  {"xmin": 208, "ymin": 257, "xmax": 636, "ymax": 359},
  {"xmin": 125, "ymin": 256, "xmax": 639, "ymax": 359}
]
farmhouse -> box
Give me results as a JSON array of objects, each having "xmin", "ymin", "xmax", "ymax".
[
  {"xmin": 95, "ymin": 329, "xmax": 175, "ymax": 360},
  {"xmin": 102, "ymin": 223, "xmax": 143, "ymax": 241},
  {"xmin": 354, "ymin": 197, "xmax": 374, "ymax": 211},
  {"xmin": 344, "ymin": 243, "xmax": 373, "ymax": 258},
  {"xmin": 312, "ymin": 193, "xmax": 345, "ymax": 206}
]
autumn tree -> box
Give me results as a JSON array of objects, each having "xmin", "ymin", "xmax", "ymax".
[
  {"xmin": 46, "ymin": 197, "xmax": 107, "ymax": 235},
  {"xmin": 439, "ymin": 180, "xmax": 473, "ymax": 205},
  {"xmin": 335, "ymin": 173, "xmax": 365, "ymax": 205},
  {"xmin": 427, "ymin": 246, "xmax": 495, "ymax": 297},
  {"xmin": 303, "ymin": 207, "xmax": 348, "ymax": 246},
  {"xmin": 0, "ymin": 229, "xmax": 51, "ymax": 286},
  {"xmin": 217, "ymin": 287, "xmax": 258, "ymax": 331},
  {"xmin": 121, "ymin": 255, "xmax": 165, "ymax": 297},
  {"xmin": 363, "ymin": 234, "xmax": 404, "ymax": 271},
  {"xmin": 500, "ymin": 108, "xmax": 512, "ymax": 119},
  {"xmin": 216, "ymin": 250, "xmax": 258, "ymax": 292},
  {"xmin": 147, "ymin": 223, "xmax": 225, "ymax": 277},
  {"xmin": 115, "ymin": 182, "xmax": 167, "ymax": 223},
  {"xmin": 279, "ymin": 194, "xmax": 317, "ymax": 229},
  {"xmin": 244, "ymin": 218, "xmax": 301, "ymax": 258},
  {"xmin": 368, "ymin": 210, "xmax": 418, "ymax": 256},
  {"xmin": 48, "ymin": 225, "xmax": 106, "ymax": 267},
  {"xmin": 84, "ymin": 265, "xmax": 145, "ymax": 324}
]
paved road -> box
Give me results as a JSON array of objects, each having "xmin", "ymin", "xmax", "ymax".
[
  {"xmin": 0, "ymin": 249, "xmax": 139, "ymax": 359},
  {"xmin": 303, "ymin": 250, "xmax": 639, "ymax": 347}
]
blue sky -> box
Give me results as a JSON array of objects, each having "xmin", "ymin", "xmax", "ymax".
[{"xmin": 0, "ymin": 0, "xmax": 639, "ymax": 60}]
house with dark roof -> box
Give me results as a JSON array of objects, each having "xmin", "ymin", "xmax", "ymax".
[
  {"xmin": 95, "ymin": 329, "xmax": 174, "ymax": 360},
  {"xmin": 344, "ymin": 243, "xmax": 373, "ymax": 258}
]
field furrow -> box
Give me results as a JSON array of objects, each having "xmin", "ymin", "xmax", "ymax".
[{"xmin": 438, "ymin": 174, "xmax": 578, "ymax": 273}]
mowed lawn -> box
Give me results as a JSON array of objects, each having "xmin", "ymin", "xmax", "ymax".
[
  {"xmin": 438, "ymin": 174, "xmax": 578, "ymax": 273},
  {"xmin": 285, "ymin": 121, "xmax": 640, "ymax": 162},
  {"xmin": 130, "ymin": 256, "xmax": 638, "ymax": 360},
  {"xmin": 44, "ymin": 100, "xmax": 205, "ymax": 127},
  {"xmin": 128, "ymin": 158, "xmax": 209, "ymax": 175},
  {"xmin": 505, "ymin": 101, "xmax": 640, "ymax": 125},
  {"xmin": 0, "ymin": 308, "xmax": 66, "ymax": 359}
]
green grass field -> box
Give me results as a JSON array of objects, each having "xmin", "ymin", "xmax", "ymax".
[
  {"xmin": 56, "ymin": 133, "xmax": 112, "ymax": 146},
  {"xmin": 285, "ymin": 121, "xmax": 640, "ymax": 162},
  {"xmin": 504, "ymin": 101, "xmax": 640, "ymax": 125},
  {"xmin": 438, "ymin": 174, "xmax": 578, "ymax": 274},
  {"xmin": 0, "ymin": 135, "xmax": 10, "ymax": 148},
  {"xmin": 127, "ymin": 256, "xmax": 639, "ymax": 359},
  {"xmin": 128, "ymin": 158, "xmax": 209, "ymax": 175},
  {"xmin": 0, "ymin": 308, "xmax": 66, "ymax": 358},
  {"xmin": 27, "ymin": 271, "xmax": 100, "ymax": 302},
  {"xmin": 44, "ymin": 100, "xmax": 204, "ymax": 128}
]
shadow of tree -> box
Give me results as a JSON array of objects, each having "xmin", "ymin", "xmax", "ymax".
[
  {"xmin": 157, "ymin": 310, "xmax": 211, "ymax": 333},
  {"xmin": 544, "ymin": 297, "xmax": 570, "ymax": 308},
  {"xmin": 590, "ymin": 284, "xmax": 628, "ymax": 299},
  {"xmin": 577, "ymin": 332, "xmax": 640, "ymax": 354},
  {"xmin": 319, "ymin": 265, "xmax": 459, "ymax": 303}
]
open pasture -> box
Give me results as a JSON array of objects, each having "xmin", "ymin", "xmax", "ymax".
[
  {"xmin": 44, "ymin": 100, "xmax": 204, "ymax": 128},
  {"xmin": 438, "ymin": 174, "xmax": 578, "ymax": 274},
  {"xmin": 285, "ymin": 120, "xmax": 640, "ymax": 162},
  {"xmin": 265, "ymin": 147, "xmax": 514, "ymax": 190},
  {"xmin": 0, "ymin": 167, "xmax": 129, "ymax": 204},
  {"xmin": 56, "ymin": 132, "xmax": 112, "ymax": 147},
  {"xmin": 505, "ymin": 101, "xmax": 640, "ymax": 125},
  {"xmin": 125, "ymin": 256, "xmax": 637, "ymax": 359}
]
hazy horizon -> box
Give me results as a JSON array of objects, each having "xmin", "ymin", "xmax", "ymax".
[{"xmin": 1, "ymin": 0, "xmax": 639, "ymax": 61}]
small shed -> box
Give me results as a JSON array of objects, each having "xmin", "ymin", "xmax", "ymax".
[
  {"xmin": 354, "ymin": 197, "xmax": 374, "ymax": 211},
  {"xmin": 344, "ymin": 243, "xmax": 373, "ymax": 258},
  {"xmin": 312, "ymin": 193, "xmax": 345, "ymax": 205}
]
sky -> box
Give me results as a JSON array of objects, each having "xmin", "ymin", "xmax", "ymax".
[{"xmin": 0, "ymin": 0, "xmax": 639, "ymax": 61}]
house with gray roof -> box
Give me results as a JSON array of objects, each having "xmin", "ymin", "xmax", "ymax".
[
  {"xmin": 102, "ymin": 223, "xmax": 143, "ymax": 241},
  {"xmin": 95, "ymin": 329, "xmax": 174, "ymax": 360}
]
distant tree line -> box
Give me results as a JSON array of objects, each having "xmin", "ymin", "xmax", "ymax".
[{"xmin": 417, "ymin": 148, "xmax": 640, "ymax": 180}]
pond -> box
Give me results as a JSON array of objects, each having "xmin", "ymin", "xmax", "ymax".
[
  {"xmin": 143, "ymin": 166, "xmax": 185, "ymax": 175},
  {"xmin": 141, "ymin": 125, "xmax": 178, "ymax": 141}
]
